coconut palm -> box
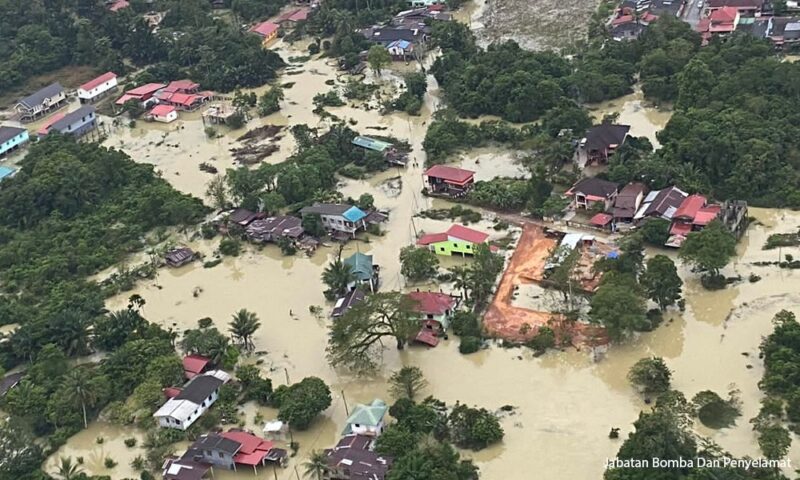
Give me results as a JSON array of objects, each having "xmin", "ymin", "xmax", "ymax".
[
  {"xmin": 303, "ymin": 450, "xmax": 329, "ymax": 480},
  {"xmin": 229, "ymin": 309, "xmax": 261, "ymax": 351},
  {"xmin": 321, "ymin": 247, "xmax": 356, "ymax": 300},
  {"xmin": 61, "ymin": 368, "xmax": 98, "ymax": 429},
  {"xmin": 451, "ymin": 265, "xmax": 472, "ymax": 300},
  {"xmin": 53, "ymin": 456, "xmax": 83, "ymax": 480}
]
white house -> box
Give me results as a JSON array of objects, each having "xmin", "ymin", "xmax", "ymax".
[
  {"xmin": 77, "ymin": 72, "xmax": 118, "ymax": 103},
  {"xmin": 153, "ymin": 372, "xmax": 228, "ymax": 430},
  {"xmin": 149, "ymin": 104, "xmax": 178, "ymax": 123},
  {"xmin": 342, "ymin": 399, "xmax": 388, "ymax": 437},
  {"xmin": 299, "ymin": 203, "xmax": 368, "ymax": 238}
]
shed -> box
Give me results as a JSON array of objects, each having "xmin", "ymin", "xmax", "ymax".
[
  {"xmin": 352, "ymin": 136, "xmax": 392, "ymax": 152},
  {"xmin": 150, "ymin": 104, "xmax": 178, "ymax": 123},
  {"xmin": 165, "ymin": 247, "xmax": 195, "ymax": 268}
]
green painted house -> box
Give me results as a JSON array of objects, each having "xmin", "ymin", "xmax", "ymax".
[
  {"xmin": 344, "ymin": 252, "xmax": 379, "ymax": 292},
  {"xmin": 343, "ymin": 399, "xmax": 388, "ymax": 436},
  {"xmin": 416, "ymin": 224, "xmax": 490, "ymax": 256}
]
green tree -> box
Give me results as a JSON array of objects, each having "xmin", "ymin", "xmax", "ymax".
[
  {"xmin": 303, "ymin": 450, "xmax": 329, "ymax": 480},
  {"xmin": 53, "ymin": 456, "xmax": 83, "ymax": 480},
  {"xmin": 258, "ymin": 85, "xmax": 285, "ymax": 116},
  {"xmin": 0, "ymin": 419, "xmax": 45, "ymax": 479},
  {"xmin": 61, "ymin": 368, "xmax": 99, "ymax": 429},
  {"xmin": 638, "ymin": 218, "xmax": 671, "ymax": 246},
  {"xmin": 546, "ymin": 246, "xmax": 581, "ymax": 312},
  {"xmin": 275, "ymin": 377, "xmax": 332, "ymax": 430},
  {"xmin": 389, "ymin": 366, "xmax": 428, "ymax": 401},
  {"xmin": 229, "ymin": 309, "xmax": 261, "ymax": 351},
  {"xmin": 589, "ymin": 274, "xmax": 647, "ymax": 341},
  {"xmin": 400, "ymin": 246, "xmax": 440, "ymax": 282},
  {"xmin": 640, "ymin": 255, "xmax": 683, "ymax": 311},
  {"xmin": 322, "ymin": 247, "xmax": 357, "ymax": 300},
  {"xmin": 327, "ymin": 292, "xmax": 420, "ymax": 371},
  {"xmin": 448, "ymin": 404, "xmax": 504, "ymax": 450},
  {"xmin": 356, "ymin": 193, "xmax": 375, "ymax": 211},
  {"xmin": 302, "ymin": 214, "xmax": 327, "ymax": 237},
  {"xmin": 679, "ymin": 220, "xmax": 737, "ymax": 286},
  {"xmin": 628, "ymin": 357, "xmax": 672, "ymax": 396},
  {"xmin": 368, "ymin": 45, "xmax": 391, "ymax": 76},
  {"xmin": 205, "ymin": 175, "xmax": 229, "ymax": 211}
]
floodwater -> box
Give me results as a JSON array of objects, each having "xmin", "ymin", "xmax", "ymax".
[
  {"xmin": 587, "ymin": 87, "xmax": 673, "ymax": 148},
  {"xmin": 48, "ymin": 3, "xmax": 800, "ymax": 479}
]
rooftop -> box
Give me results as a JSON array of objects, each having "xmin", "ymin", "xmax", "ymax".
[
  {"xmin": 332, "ymin": 289, "xmax": 366, "ymax": 318},
  {"xmin": 251, "ymin": 21, "xmax": 280, "ymax": 37},
  {"xmin": 182, "ymin": 354, "xmax": 210, "ymax": 378},
  {"xmin": 301, "ymin": 204, "xmax": 367, "ymax": 222},
  {"xmin": 583, "ymin": 123, "xmax": 631, "ymax": 151},
  {"xmin": 0, "ymin": 126, "xmax": 26, "ymax": 144},
  {"xmin": 424, "ymin": 164, "xmax": 475, "ymax": 184},
  {"xmin": 18, "ymin": 82, "xmax": 64, "ymax": 109},
  {"xmin": 151, "ymin": 104, "xmax": 177, "ymax": 117},
  {"xmin": 344, "ymin": 252, "xmax": 375, "ymax": 281},
  {"xmin": 408, "ymin": 291, "xmax": 458, "ymax": 315},
  {"xmin": 175, "ymin": 374, "xmax": 224, "ymax": 404},
  {"xmin": 50, "ymin": 105, "xmax": 95, "ymax": 132},
  {"xmin": 0, "ymin": 165, "xmax": 16, "ymax": 180},
  {"xmin": 79, "ymin": 72, "xmax": 117, "ymax": 92},
  {"xmin": 567, "ymin": 177, "xmax": 619, "ymax": 199},
  {"xmin": 344, "ymin": 399, "xmax": 388, "ymax": 433},
  {"xmin": 352, "ymin": 136, "xmax": 393, "ymax": 152}
]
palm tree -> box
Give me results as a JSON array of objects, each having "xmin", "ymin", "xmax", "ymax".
[
  {"xmin": 229, "ymin": 309, "xmax": 261, "ymax": 351},
  {"xmin": 321, "ymin": 247, "xmax": 356, "ymax": 300},
  {"xmin": 303, "ymin": 450, "xmax": 329, "ymax": 480},
  {"xmin": 53, "ymin": 456, "xmax": 83, "ymax": 480},
  {"xmin": 61, "ymin": 368, "xmax": 98, "ymax": 429},
  {"xmin": 451, "ymin": 265, "xmax": 472, "ymax": 300}
]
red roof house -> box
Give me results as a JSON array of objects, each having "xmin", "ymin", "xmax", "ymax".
[
  {"xmin": 423, "ymin": 165, "xmax": 476, "ymax": 197},
  {"xmin": 250, "ymin": 21, "xmax": 280, "ymax": 45},
  {"xmin": 673, "ymin": 194, "xmax": 707, "ymax": 221},
  {"xmin": 220, "ymin": 430, "xmax": 277, "ymax": 467},
  {"xmin": 667, "ymin": 194, "xmax": 721, "ymax": 246},
  {"xmin": 408, "ymin": 291, "xmax": 459, "ymax": 316},
  {"xmin": 116, "ymin": 83, "xmax": 166, "ymax": 106},
  {"xmin": 416, "ymin": 224, "xmax": 491, "ymax": 256},
  {"xmin": 182, "ymin": 354, "xmax": 210, "ymax": 379},
  {"xmin": 149, "ymin": 104, "xmax": 178, "ymax": 123},
  {"xmin": 37, "ymin": 112, "xmax": 66, "ymax": 135}
]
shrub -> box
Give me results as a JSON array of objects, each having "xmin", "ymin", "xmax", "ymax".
[{"xmin": 459, "ymin": 336, "xmax": 481, "ymax": 354}]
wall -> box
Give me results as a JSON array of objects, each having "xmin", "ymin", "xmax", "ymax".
[{"xmin": 0, "ymin": 130, "xmax": 29, "ymax": 156}]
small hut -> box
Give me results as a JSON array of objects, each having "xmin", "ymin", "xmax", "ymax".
[{"xmin": 165, "ymin": 247, "xmax": 195, "ymax": 268}]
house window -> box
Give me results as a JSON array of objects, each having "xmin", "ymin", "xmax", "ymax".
[
  {"xmin": 439, "ymin": 247, "xmax": 445, "ymax": 252},
  {"xmin": 427, "ymin": 314, "xmax": 433, "ymax": 319}
]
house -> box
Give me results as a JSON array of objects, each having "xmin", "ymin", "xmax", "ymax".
[
  {"xmin": 0, "ymin": 166, "xmax": 17, "ymax": 183},
  {"xmin": 47, "ymin": 105, "xmax": 97, "ymax": 137},
  {"xmin": 300, "ymin": 204, "xmax": 368, "ymax": 238},
  {"xmin": 666, "ymin": 194, "xmax": 722, "ymax": 247},
  {"xmin": 612, "ymin": 182, "xmax": 648, "ymax": 223},
  {"xmin": 0, "ymin": 372, "xmax": 24, "ymax": 397},
  {"xmin": 744, "ymin": 17, "xmax": 800, "ymax": 49},
  {"xmin": 633, "ymin": 186, "xmax": 688, "ymax": 222},
  {"xmin": 392, "ymin": 7, "xmax": 452, "ymax": 29},
  {"xmin": 183, "ymin": 355, "xmax": 211, "ymax": 380},
  {"xmin": 162, "ymin": 458, "xmax": 211, "ymax": 480},
  {"xmin": 185, "ymin": 430, "xmax": 286, "ymax": 472},
  {"xmin": 611, "ymin": 21, "xmax": 647, "ymax": 41},
  {"xmin": 155, "ymin": 81, "xmax": 214, "ymax": 111},
  {"xmin": 0, "ymin": 126, "xmax": 29, "ymax": 157},
  {"xmin": 153, "ymin": 372, "xmax": 229, "ymax": 430},
  {"xmin": 422, "ymin": 165, "xmax": 475, "ymax": 197},
  {"xmin": 417, "ymin": 224, "xmax": 490, "ymax": 256},
  {"xmin": 697, "ymin": 6, "xmax": 740, "ymax": 39},
  {"xmin": 116, "ymin": 83, "xmax": 166, "ymax": 109},
  {"xmin": 276, "ymin": 8, "xmax": 310, "ymax": 28},
  {"xmin": 228, "ymin": 208, "xmax": 261, "ymax": 227},
  {"xmin": 579, "ymin": 124, "xmax": 630, "ymax": 164},
  {"xmin": 343, "ymin": 399, "xmax": 388, "ymax": 436},
  {"xmin": 332, "ymin": 289, "xmax": 366, "ymax": 318},
  {"xmin": 387, "ymin": 40, "xmax": 415, "ymax": 60},
  {"xmin": 165, "ymin": 247, "xmax": 195, "ymax": 268},
  {"xmin": 16, "ymin": 83, "xmax": 67, "ymax": 122},
  {"xmin": 352, "ymin": 136, "xmax": 408, "ymax": 166},
  {"xmin": 706, "ymin": 0, "xmax": 763, "ymax": 16},
  {"xmin": 344, "ymin": 252, "xmax": 380, "ymax": 292},
  {"xmin": 149, "ymin": 104, "xmax": 178, "ymax": 123},
  {"xmin": 246, "ymin": 216, "xmax": 304, "ymax": 243},
  {"xmin": 77, "ymin": 72, "xmax": 118, "ymax": 103},
  {"xmin": 250, "ymin": 21, "xmax": 280, "ymax": 46},
  {"xmin": 361, "ymin": 26, "xmax": 427, "ymax": 49},
  {"xmin": 324, "ymin": 434, "xmax": 393, "ymax": 480},
  {"xmin": 565, "ymin": 177, "xmax": 619, "ymax": 210},
  {"xmin": 408, "ymin": 290, "xmax": 460, "ymax": 331}
]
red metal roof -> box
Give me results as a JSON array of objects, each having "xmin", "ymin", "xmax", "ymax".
[
  {"xmin": 415, "ymin": 329, "xmax": 440, "ymax": 347},
  {"xmin": 220, "ymin": 431, "xmax": 274, "ymax": 466},
  {"xmin": 165, "ymin": 80, "xmax": 200, "ymax": 92},
  {"xmin": 115, "ymin": 93, "xmax": 136, "ymax": 105},
  {"xmin": 446, "ymin": 224, "xmax": 489, "ymax": 244},
  {"xmin": 109, "ymin": 0, "xmax": 129, "ymax": 11},
  {"xmin": 38, "ymin": 112, "xmax": 65, "ymax": 135},
  {"xmin": 79, "ymin": 72, "xmax": 117, "ymax": 92},
  {"xmin": 711, "ymin": 6, "xmax": 739, "ymax": 22},
  {"xmin": 127, "ymin": 83, "xmax": 166, "ymax": 96},
  {"xmin": 408, "ymin": 291, "xmax": 457, "ymax": 315},
  {"xmin": 183, "ymin": 355, "xmax": 210, "ymax": 378},
  {"xmin": 590, "ymin": 212, "xmax": 613, "ymax": 226},
  {"xmin": 674, "ymin": 194, "xmax": 706, "ymax": 220},
  {"xmin": 416, "ymin": 232, "xmax": 449, "ymax": 245},
  {"xmin": 150, "ymin": 104, "xmax": 176, "ymax": 117},
  {"xmin": 250, "ymin": 21, "xmax": 280, "ymax": 37},
  {"xmin": 693, "ymin": 205, "xmax": 721, "ymax": 226},
  {"xmin": 163, "ymin": 387, "xmax": 182, "ymax": 399},
  {"xmin": 612, "ymin": 14, "xmax": 634, "ymax": 26},
  {"xmin": 670, "ymin": 222, "xmax": 692, "ymax": 236},
  {"xmin": 424, "ymin": 165, "xmax": 475, "ymax": 185}
]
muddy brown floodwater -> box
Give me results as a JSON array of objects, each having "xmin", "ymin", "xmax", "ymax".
[
  {"xmin": 47, "ymin": 4, "xmax": 800, "ymax": 478},
  {"xmin": 587, "ymin": 87, "xmax": 673, "ymax": 148}
]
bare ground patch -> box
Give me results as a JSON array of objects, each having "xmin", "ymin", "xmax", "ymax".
[{"xmin": 475, "ymin": 0, "xmax": 601, "ymax": 51}]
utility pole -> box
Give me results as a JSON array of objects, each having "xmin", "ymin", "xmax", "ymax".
[
  {"xmin": 284, "ymin": 368, "xmax": 290, "ymax": 384},
  {"xmin": 342, "ymin": 389, "xmax": 350, "ymax": 416}
]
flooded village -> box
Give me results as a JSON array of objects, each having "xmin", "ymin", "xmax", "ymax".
[{"xmin": 1, "ymin": 1, "xmax": 800, "ymax": 480}]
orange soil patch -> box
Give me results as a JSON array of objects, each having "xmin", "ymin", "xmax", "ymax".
[
  {"xmin": 484, "ymin": 223, "xmax": 609, "ymax": 346},
  {"xmin": 484, "ymin": 223, "xmax": 556, "ymax": 342}
]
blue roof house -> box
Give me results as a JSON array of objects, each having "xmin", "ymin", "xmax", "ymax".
[
  {"xmin": 0, "ymin": 165, "xmax": 18, "ymax": 185},
  {"xmin": 300, "ymin": 203, "xmax": 368, "ymax": 239},
  {"xmin": 0, "ymin": 126, "xmax": 29, "ymax": 157},
  {"xmin": 343, "ymin": 399, "xmax": 388, "ymax": 437}
]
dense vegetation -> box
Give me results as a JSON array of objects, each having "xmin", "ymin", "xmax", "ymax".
[{"xmin": 0, "ymin": 0, "xmax": 285, "ymax": 98}]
